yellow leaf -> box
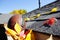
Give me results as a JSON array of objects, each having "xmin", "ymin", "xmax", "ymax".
[
  {"xmin": 25, "ymin": 30, "xmax": 32, "ymax": 40},
  {"xmin": 30, "ymin": 16, "xmax": 37, "ymax": 20},
  {"xmin": 19, "ymin": 9, "xmax": 27, "ymax": 15},
  {"xmin": 32, "ymin": 16, "xmax": 37, "ymax": 19},
  {"xmin": 36, "ymin": 14, "xmax": 41, "ymax": 18},
  {"xmin": 30, "ymin": 17, "xmax": 35, "ymax": 20},
  {"xmin": 10, "ymin": 10, "xmax": 20, "ymax": 14},
  {"xmin": 10, "ymin": 9, "xmax": 27, "ymax": 15},
  {"xmin": 14, "ymin": 22, "xmax": 22, "ymax": 34},
  {"xmin": 51, "ymin": 8, "xmax": 57, "ymax": 12},
  {"xmin": 24, "ymin": 18, "xmax": 30, "ymax": 21},
  {"xmin": 13, "ymin": 10, "xmax": 19, "ymax": 14}
]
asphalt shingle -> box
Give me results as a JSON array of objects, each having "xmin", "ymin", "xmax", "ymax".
[{"xmin": 26, "ymin": 13, "xmax": 60, "ymax": 36}]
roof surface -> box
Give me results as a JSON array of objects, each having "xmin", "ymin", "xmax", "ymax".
[
  {"xmin": 26, "ymin": 12, "xmax": 60, "ymax": 36},
  {"xmin": 23, "ymin": 0, "xmax": 60, "ymax": 36}
]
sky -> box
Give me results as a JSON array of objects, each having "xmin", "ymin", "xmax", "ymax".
[{"xmin": 0, "ymin": 0, "xmax": 56, "ymax": 14}]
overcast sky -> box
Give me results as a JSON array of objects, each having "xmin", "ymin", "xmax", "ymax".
[{"xmin": 0, "ymin": 0, "xmax": 56, "ymax": 14}]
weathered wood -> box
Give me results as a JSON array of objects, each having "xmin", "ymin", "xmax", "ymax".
[{"xmin": 33, "ymin": 31, "xmax": 60, "ymax": 40}]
